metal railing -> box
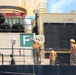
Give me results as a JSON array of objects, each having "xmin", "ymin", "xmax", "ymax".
[
  {"xmin": 0, "ymin": 48, "xmax": 70, "ymax": 65},
  {"xmin": 0, "ymin": 48, "xmax": 33, "ymax": 65}
]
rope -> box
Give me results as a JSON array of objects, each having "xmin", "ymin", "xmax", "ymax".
[{"xmin": 0, "ymin": 71, "xmax": 35, "ymax": 75}]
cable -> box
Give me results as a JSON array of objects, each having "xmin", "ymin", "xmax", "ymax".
[{"xmin": 0, "ymin": 71, "xmax": 34, "ymax": 75}]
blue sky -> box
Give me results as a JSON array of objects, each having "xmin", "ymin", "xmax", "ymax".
[
  {"xmin": 47, "ymin": 0, "xmax": 76, "ymax": 13},
  {"xmin": 29, "ymin": 0, "xmax": 76, "ymax": 19}
]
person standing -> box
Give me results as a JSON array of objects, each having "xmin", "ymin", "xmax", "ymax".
[
  {"xmin": 49, "ymin": 48, "xmax": 57, "ymax": 65},
  {"xmin": 26, "ymin": 35, "xmax": 41, "ymax": 65},
  {"xmin": 70, "ymin": 39, "xmax": 76, "ymax": 65}
]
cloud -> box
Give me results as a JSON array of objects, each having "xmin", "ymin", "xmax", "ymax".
[{"xmin": 49, "ymin": 0, "xmax": 74, "ymax": 13}]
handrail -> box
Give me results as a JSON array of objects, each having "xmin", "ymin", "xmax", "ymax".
[{"xmin": 0, "ymin": 48, "xmax": 70, "ymax": 65}]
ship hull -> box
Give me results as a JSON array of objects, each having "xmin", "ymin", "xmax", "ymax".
[{"xmin": 0, "ymin": 65, "xmax": 76, "ymax": 75}]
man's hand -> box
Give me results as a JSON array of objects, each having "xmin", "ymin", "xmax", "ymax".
[
  {"xmin": 26, "ymin": 35, "xmax": 34, "ymax": 42},
  {"xmin": 26, "ymin": 35, "xmax": 30, "ymax": 38}
]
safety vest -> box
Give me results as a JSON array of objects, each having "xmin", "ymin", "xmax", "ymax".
[
  {"xmin": 32, "ymin": 41, "xmax": 41, "ymax": 49},
  {"xmin": 49, "ymin": 50, "xmax": 57, "ymax": 61}
]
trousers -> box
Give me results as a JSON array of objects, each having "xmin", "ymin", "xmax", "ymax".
[
  {"xmin": 33, "ymin": 48, "xmax": 41, "ymax": 65},
  {"xmin": 70, "ymin": 52, "xmax": 76, "ymax": 65}
]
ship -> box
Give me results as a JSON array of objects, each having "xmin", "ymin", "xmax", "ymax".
[{"xmin": 0, "ymin": 0, "xmax": 76, "ymax": 75}]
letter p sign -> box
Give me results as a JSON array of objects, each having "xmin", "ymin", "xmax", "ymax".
[
  {"xmin": 20, "ymin": 34, "xmax": 33, "ymax": 47},
  {"xmin": 23, "ymin": 36, "xmax": 30, "ymax": 45}
]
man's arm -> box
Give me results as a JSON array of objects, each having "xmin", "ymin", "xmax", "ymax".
[
  {"xmin": 26, "ymin": 35, "xmax": 35, "ymax": 42},
  {"xmin": 55, "ymin": 52, "xmax": 57, "ymax": 58},
  {"xmin": 49, "ymin": 52, "xmax": 52, "ymax": 58}
]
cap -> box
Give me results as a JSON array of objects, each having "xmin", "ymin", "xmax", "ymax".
[
  {"xmin": 36, "ymin": 37, "xmax": 41, "ymax": 40},
  {"xmin": 49, "ymin": 48, "xmax": 52, "ymax": 50},
  {"xmin": 70, "ymin": 39, "xmax": 75, "ymax": 43}
]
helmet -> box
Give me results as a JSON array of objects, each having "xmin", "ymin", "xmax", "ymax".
[
  {"xmin": 70, "ymin": 39, "xmax": 75, "ymax": 43},
  {"xmin": 49, "ymin": 48, "xmax": 52, "ymax": 50},
  {"xmin": 36, "ymin": 37, "xmax": 41, "ymax": 40}
]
